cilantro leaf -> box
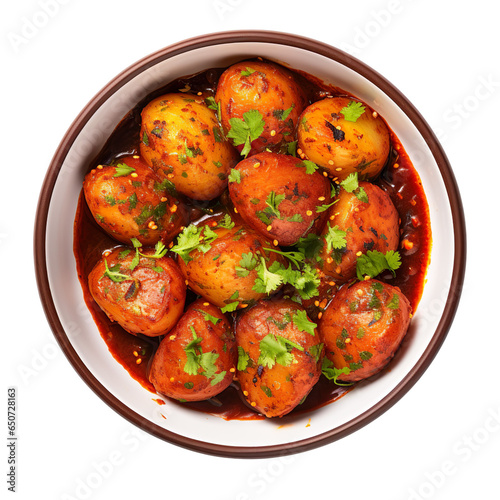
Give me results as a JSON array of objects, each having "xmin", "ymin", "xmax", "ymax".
[
  {"xmin": 264, "ymin": 248, "xmax": 304, "ymax": 269},
  {"xmin": 252, "ymin": 257, "xmax": 283, "ymax": 294},
  {"xmin": 292, "ymin": 310, "xmax": 317, "ymax": 336},
  {"xmin": 340, "ymin": 172, "xmax": 359, "ymax": 193},
  {"xmin": 194, "ymin": 309, "xmax": 221, "ymax": 325},
  {"xmin": 237, "ymin": 346, "xmax": 250, "ymax": 371},
  {"xmin": 321, "ymin": 358, "xmax": 353, "ymax": 385},
  {"xmin": 300, "ymin": 160, "xmax": 319, "ymax": 174},
  {"xmin": 113, "ymin": 163, "xmax": 136, "ymax": 177},
  {"xmin": 356, "ymin": 250, "xmax": 402, "ymax": 280},
  {"xmin": 170, "ymin": 224, "xmax": 219, "ymax": 263},
  {"xmin": 227, "ymin": 110, "xmax": 265, "ymax": 157},
  {"xmin": 235, "ymin": 252, "xmax": 259, "ymax": 277},
  {"xmin": 101, "ymin": 260, "xmax": 131, "ymax": 283},
  {"xmin": 183, "ymin": 326, "xmax": 222, "ymax": 382},
  {"xmin": 340, "ymin": 101, "xmax": 366, "ymax": 122},
  {"xmin": 324, "ymin": 223, "xmax": 347, "ymax": 252},
  {"xmin": 221, "ymin": 301, "xmax": 239, "ymax": 314},
  {"xmin": 241, "ymin": 67, "xmax": 256, "ymax": 77},
  {"xmin": 297, "ymin": 233, "xmax": 324, "ymax": 260},
  {"xmin": 340, "ymin": 172, "xmax": 369, "ymax": 203},
  {"xmin": 315, "ymin": 200, "xmax": 338, "ymax": 213},
  {"xmin": 258, "ymin": 333, "xmax": 304, "ymax": 369},
  {"xmin": 228, "ymin": 169, "xmax": 241, "ymax": 184},
  {"xmin": 255, "ymin": 191, "xmax": 286, "ymax": 225}
]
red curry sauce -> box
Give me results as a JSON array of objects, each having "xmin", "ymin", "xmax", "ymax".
[{"xmin": 73, "ymin": 64, "xmax": 432, "ymax": 420}]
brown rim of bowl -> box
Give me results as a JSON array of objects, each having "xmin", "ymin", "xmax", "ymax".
[{"xmin": 34, "ymin": 30, "xmax": 466, "ymax": 459}]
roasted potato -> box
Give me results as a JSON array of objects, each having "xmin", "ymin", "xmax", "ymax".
[
  {"xmin": 83, "ymin": 156, "xmax": 188, "ymax": 246},
  {"xmin": 319, "ymin": 280, "xmax": 411, "ymax": 383},
  {"xmin": 319, "ymin": 181, "xmax": 399, "ymax": 282},
  {"xmin": 215, "ymin": 60, "xmax": 307, "ymax": 156},
  {"xmin": 149, "ymin": 299, "xmax": 237, "ymax": 401},
  {"xmin": 235, "ymin": 299, "xmax": 323, "ymax": 417},
  {"xmin": 174, "ymin": 215, "xmax": 285, "ymax": 309},
  {"xmin": 297, "ymin": 97, "xmax": 390, "ymax": 181},
  {"xmin": 88, "ymin": 246, "xmax": 186, "ymax": 337},
  {"xmin": 228, "ymin": 152, "xmax": 332, "ymax": 246},
  {"xmin": 140, "ymin": 93, "xmax": 238, "ymax": 200}
]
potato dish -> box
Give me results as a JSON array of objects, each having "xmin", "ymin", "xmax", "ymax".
[{"xmin": 75, "ymin": 58, "xmax": 431, "ymax": 419}]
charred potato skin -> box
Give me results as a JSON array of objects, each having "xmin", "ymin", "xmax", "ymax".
[
  {"xmin": 319, "ymin": 280, "xmax": 411, "ymax": 382},
  {"xmin": 177, "ymin": 219, "xmax": 285, "ymax": 309},
  {"xmin": 297, "ymin": 97, "xmax": 390, "ymax": 181},
  {"xmin": 83, "ymin": 156, "xmax": 188, "ymax": 246},
  {"xmin": 228, "ymin": 152, "xmax": 332, "ymax": 246},
  {"xmin": 149, "ymin": 299, "xmax": 237, "ymax": 402},
  {"xmin": 320, "ymin": 182, "xmax": 399, "ymax": 282},
  {"xmin": 88, "ymin": 247, "xmax": 186, "ymax": 337},
  {"xmin": 140, "ymin": 93, "xmax": 238, "ymax": 200},
  {"xmin": 215, "ymin": 61, "xmax": 307, "ymax": 155},
  {"xmin": 236, "ymin": 299, "xmax": 323, "ymax": 418}
]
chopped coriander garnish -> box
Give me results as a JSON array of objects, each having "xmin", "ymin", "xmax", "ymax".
[
  {"xmin": 170, "ymin": 224, "xmax": 219, "ymax": 263},
  {"xmin": 340, "ymin": 101, "xmax": 366, "ymax": 122},
  {"xmin": 292, "ymin": 310, "xmax": 317, "ymax": 336},
  {"xmin": 255, "ymin": 191, "xmax": 285, "ymax": 225},
  {"xmin": 321, "ymin": 358, "xmax": 353, "ymax": 386},
  {"xmin": 183, "ymin": 327, "xmax": 222, "ymax": 382},
  {"xmin": 356, "ymin": 250, "xmax": 401, "ymax": 280},
  {"xmin": 237, "ymin": 346, "xmax": 250, "ymax": 371},
  {"xmin": 227, "ymin": 109, "xmax": 265, "ymax": 157},
  {"xmin": 315, "ymin": 200, "xmax": 337, "ymax": 213},
  {"xmin": 113, "ymin": 163, "xmax": 136, "ymax": 177},
  {"xmin": 324, "ymin": 223, "xmax": 347, "ymax": 253},
  {"xmin": 101, "ymin": 260, "xmax": 131, "ymax": 283},
  {"xmin": 221, "ymin": 301, "xmax": 239, "ymax": 314},
  {"xmin": 299, "ymin": 160, "xmax": 319, "ymax": 174},
  {"xmin": 228, "ymin": 169, "xmax": 241, "ymax": 184},
  {"xmin": 340, "ymin": 172, "xmax": 369, "ymax": 203},
  {"xmin": 258, "ymin": 333, "xmax": 304, "ymax": 369},
  {"xmin": 240, "ymin": 67, "xmax": 256, "ymax": 77}
]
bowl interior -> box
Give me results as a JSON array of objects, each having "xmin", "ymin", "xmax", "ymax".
[{"xmin": 38, "ymin": 34, "xmax": 462, "ymax": 456}]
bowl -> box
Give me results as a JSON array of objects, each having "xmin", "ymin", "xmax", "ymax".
[{"xmin": 34, "ymin": 30, "xmax": 466, "ymax": 458}]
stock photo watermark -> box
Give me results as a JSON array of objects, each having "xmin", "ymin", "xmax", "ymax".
[
  {"xmin": 435, "ymin": 74, "xmax": 499, "ymax": 143},
  {"xmin": 59, "ymin": 427, "xmax": 150, "ymax": 500},
  {"xmin": 234, "ymin": 454, "xmax": 296, "ymax": 500},
  {"xmin": 7, "ymin": 0, "xmax": 72, "ymax": 54},
  {"xmin": 407, "ymin": 404, "xmax": 500, "ymax": 500}
]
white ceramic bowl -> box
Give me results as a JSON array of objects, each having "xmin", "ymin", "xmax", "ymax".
[{"xmin": 35, "ymin": 31, "xmax": 466, "ymax": 458}]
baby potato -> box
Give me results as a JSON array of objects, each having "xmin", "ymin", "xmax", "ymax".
[
  {"xmin": 319, "ymin": 181, "xmax": 399, "ymax": 283},
  {"xmin": 88, "ymin": 246, "xmax": 186, "ymax": 337},
  {"xmin": 83, "ymin": 156, "xmax": 188, "ymax": 246},
  {"xmin": 235, "ymin": 299, "xmax": 323, "ymax": 418},
  {"xmin": 297, "ymin": 97, "xmax": 390, "ymax": 181},
  {"xmin": 215, "ymin": 60, "xmax": 307, "ymax": 156},
  {"xmin": 319, "ymin": 280, "xmax": 411, "ymax": 383},
  {"xmin": 140, "ymin": 93, "xmax": 238, "ymax": 200},
  {"xmin": 149, "ymin": 299, "xmax": 237, "ymax": 402},
  {"xmin": 228, "ymin": 152, "xmax": 332, "ymax": 246},
  {"xmin": 174, "ymin": 215, "xmax": 285, "ymax": 309}
]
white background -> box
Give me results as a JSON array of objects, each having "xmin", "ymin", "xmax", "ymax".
[{"xmin": 2, "ymin": 0, "xmax": 499, "ymax": 499}]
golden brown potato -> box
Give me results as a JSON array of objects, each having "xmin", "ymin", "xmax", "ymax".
[
  {"xmin": 215, "ymin": 60, "xmax": 307, "ymax": 156},
  {"xmin": 149, "ymin": 299, "xmax": 237, "ymax": 401},
  {"xmin": 319, "ymin": 181, "xmax": 399, "ymax": 282},
  {"xmin": 173, "ymin": 215, "xmax": 285, "ymax": 309},
  {"xmin": 235, "ymin": 299, "xmax": 323, "ymax": 417},
  {"xmin": 140, "ymin": 93, "xmax": 238, "ymax": 200},
  {"xmin": 83, "ymin": 156, "xmax": 188, "ymax": 246},
  {"xmin": 88, "ymin": 246, "xmax": 186, "ymax": 337},
  {"xmin": 297, "ymin": 97, "xmax": 390, "ymax": 181},
  {"xmin": 319, "ymin": 280, "xmax": 411, "ymax": 383},
  {"xmin": 228, "ymin": 152, "xmax": 332, "ymax": 246}
]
